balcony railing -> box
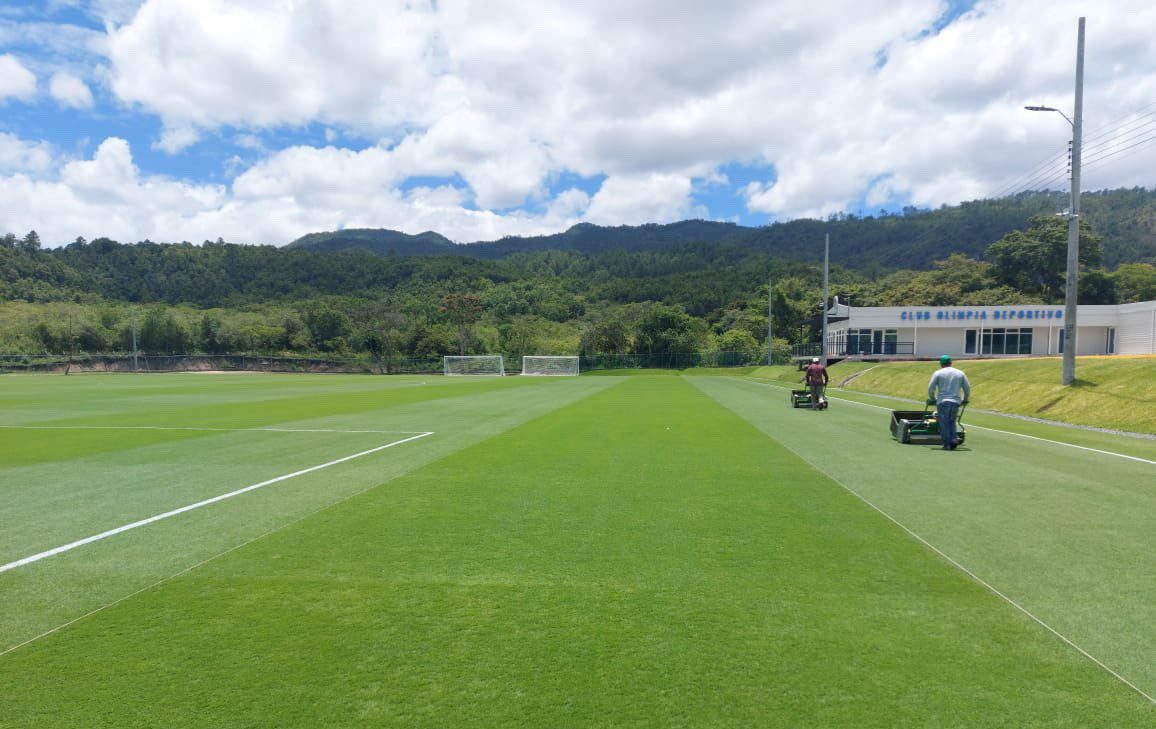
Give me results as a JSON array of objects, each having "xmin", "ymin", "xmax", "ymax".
[{"xmin": 791, "ymin": 341, "xmax": 916, "ymax": 359}]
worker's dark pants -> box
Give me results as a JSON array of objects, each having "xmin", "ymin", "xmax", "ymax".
[
  {"xmin": 809, "ymin": 383, "xmax": 824, "ymax": 409},
  {"xmin": 937, "ymin": 401, "xmax": 960, "ymax": 447}
]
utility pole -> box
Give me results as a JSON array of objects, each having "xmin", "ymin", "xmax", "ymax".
[
  {"xmin": 767, "ymin": 278, "xmax": 774, "ymax": 365},
  {"xmin": 1024, "ymin": 17, "xmax": 1084, "ymax": 385},
  {"xmin": 1063, "ymin": 17, "xmax": 1085, "ymax": 386},
  {"xmin": 821, "ymin": 233, "xmax": 829, "ymax": 367},
  {"xmin": 131, "ymin": 306, "xmax": 139, "ymax": 373},
  {"xmin": 66, "ymin": 310, "xmax": 74, "ymax": 376}
]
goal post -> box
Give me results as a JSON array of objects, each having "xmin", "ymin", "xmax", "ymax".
[
  {"xmin": 443, "ymin": 355, "xmax": 505, "ymax": 376},
  {"xmin": 521, "ymin": 355, "xmax": 580, "ymax": 376}
]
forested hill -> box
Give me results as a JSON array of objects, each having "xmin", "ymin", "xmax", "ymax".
[
  {"xmin": 287, "ymin": 220, "xmax": 749, "ymax": 258},
  {"xmin": 3, "ymin": 187, "xmax": 1156, "ymax": 315},
  {"xmin": 6, "ymin": 188, "xmax": 1156, "ymax": 360},
  {"xmin": 287, "ymin": 188, "xmax": 1156, "ymax": 269},
  {"xmin": 287, "ymin": 229, "xmax": 458, "ymax": 256}
]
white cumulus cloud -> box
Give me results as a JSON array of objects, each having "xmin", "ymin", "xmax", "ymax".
[
  {"xmin": 0, "ymin": 137, "xmax": 227, "ymax": 244},
  {"xmin": 0, "ymin": 54, "xmax": 37, "ymax": 102},
  {"xmin": 4, "ymin": 0, "xmax": 1156, "ymax": 246},
  {"xmin": 0, "ymin": 133, "xmax": 57, "ymax": 174},
  {"xmin": 49, "ymin": 72, "xmax": 95, "ymax": 109},
  {"xmin": 585, "ymin": 174, "xmax": 700, "ymax": 226}
]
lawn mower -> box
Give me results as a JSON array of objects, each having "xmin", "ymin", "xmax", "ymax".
[
  {"xmin": 791, "ymin": 388, "xmax": 828, "ymax": 409},
  {"xmin": 890, "ymin": 403, "xmax": 966, "ymax": 445}
]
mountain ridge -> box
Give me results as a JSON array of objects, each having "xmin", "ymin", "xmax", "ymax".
[{"xmin": 284, "ymin": 189, "xmax": 1156, "ymax": 269}]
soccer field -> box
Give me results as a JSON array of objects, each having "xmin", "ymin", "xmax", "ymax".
[{"xmin": 2, "ymin": 372, "xmax": 1154, "ymax": 727}]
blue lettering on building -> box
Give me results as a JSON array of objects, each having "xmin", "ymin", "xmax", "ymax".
[
  {"xmin": 897, "ymin": 309, "xmax": 1058, "ymax": 323},
  {"xmin": 899, "ymin": 307, "xmax": 1061, "ymax": 323}
]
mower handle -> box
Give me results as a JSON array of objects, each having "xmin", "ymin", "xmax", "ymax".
[{"xmin": 922, "ymin": 401, "xmax": 968, "ymax": 422}]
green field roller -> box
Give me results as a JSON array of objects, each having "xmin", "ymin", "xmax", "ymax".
[
  {"xmin": 791, "ymin": 388, "xmax": 828, "ymax": 409},
  {"xmin": 890, "ymin": 406, "xmax": 966, "ymax": 445}
]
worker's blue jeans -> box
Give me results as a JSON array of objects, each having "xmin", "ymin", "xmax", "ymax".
[{"xmin": 937, "ymin": 401, "xmax": 960, "ymax": 448}]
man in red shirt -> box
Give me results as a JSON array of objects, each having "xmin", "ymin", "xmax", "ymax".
[{"xmin": 802, "ymin": 357, "xmax": 829, "ymax": 410}]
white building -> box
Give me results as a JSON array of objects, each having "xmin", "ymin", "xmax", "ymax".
[{"xmin": 822, "ymin": 300, "xmax": 1156, "ymax": 359}]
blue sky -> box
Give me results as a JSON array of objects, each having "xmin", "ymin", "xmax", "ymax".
[{"xmin": 2, "ymin": 0, "xmax": 1155, "ymax": 247}]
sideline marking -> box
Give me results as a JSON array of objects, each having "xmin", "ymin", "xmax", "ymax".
[
  {"xmin": 774, "ymin": 434, "xmax": 1156, "ymax": 705},
  {"xmin": 747, "ymin": 379, "xmax": 1156, "ymax": 467},
  {"xmin": 709, "ymin": 377, "xmax": 1156, "ymax": 704},
  {"xmin": 0, "ymin": 431, "xmax": 433, "ymax": 575}
]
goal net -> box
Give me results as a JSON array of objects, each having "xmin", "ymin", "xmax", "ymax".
[
  {"xmin": 521, "ymin": 356, "xmax": 580, "ymax": 376},
  {"xmin": 443, "ymin": 355, "xmax": 505, "ymax": 376}
]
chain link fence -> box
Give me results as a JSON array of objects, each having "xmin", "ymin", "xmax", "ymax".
[
  {"xmin": 0, "ymin": 354, "xmax": 443, "ymax": 375},
  {"xmin": 1, "ymin": 351, "xmax": 769, "ymax": 375}
]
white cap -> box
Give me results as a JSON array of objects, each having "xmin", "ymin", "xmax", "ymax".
[{"xmin": 812, "ymin": 357, "xmax": 820, "ymax": 363}]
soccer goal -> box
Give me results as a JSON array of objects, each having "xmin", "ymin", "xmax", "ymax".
[
  {"xmin": 443, "ymin": 355, "xmax": 505, "ymax": 376},
  {"xmin": 521, "ymin": 356, "xmax": 580, "ymax": 376}
]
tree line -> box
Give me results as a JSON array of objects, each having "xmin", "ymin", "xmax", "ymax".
[{"xmin": 3, "ymin": 208, "xmax": 1156, "ymax": 365}]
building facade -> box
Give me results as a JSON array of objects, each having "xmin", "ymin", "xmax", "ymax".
[{"xmin": 822, "ymin": 300, "xmax": 1156, "ymax": 359}]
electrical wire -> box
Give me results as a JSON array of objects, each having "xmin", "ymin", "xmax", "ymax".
[{"xmin": 999, "ymin": 101, "xmax": 1156, "ymax": 199}]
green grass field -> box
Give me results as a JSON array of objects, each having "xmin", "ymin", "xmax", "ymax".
[{"xmin": 2, "ymin": 371, "xmax": 1155, "ymax": 727}]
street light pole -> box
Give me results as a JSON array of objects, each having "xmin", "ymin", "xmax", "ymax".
[
  {"xmin": 1025, "ymin": 16, "xmax": 1084, "ymax": 386},
  {"xmin": 1065, "ymin": 17, "xmax": 1085, "ymax": 386}
]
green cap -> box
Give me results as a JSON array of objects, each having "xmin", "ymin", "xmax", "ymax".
[{"xmin": 939, "ymin": 355, "xmax": 952, "ymax": 365}]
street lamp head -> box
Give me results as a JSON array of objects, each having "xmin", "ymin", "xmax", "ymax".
[{"xmin": 1025, "ymin": 104, "xmax": 1073, "ymax": 127}]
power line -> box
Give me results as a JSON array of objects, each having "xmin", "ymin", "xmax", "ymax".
[
  {"xmin": 1083, "ymin": 128, "xmax": 1156, "ymax": 173},
  {"xmin": 1082, "ymin": 101, "xmax": 1156, "ymax": 148},
  {"xmin": 991, "ymin": 146, "xmax": 1070, "ymax": 199},
  {"xmin": 992, "ymin": 150, "xmax": 1070, "ymax": 199},
  {"xmin": 999, "ymin": 101, "xmax": 1156, "ymax": 200},
  {"xmin": 1081, "ymin": 116, "xmax": 1156, "ymax": 162}
]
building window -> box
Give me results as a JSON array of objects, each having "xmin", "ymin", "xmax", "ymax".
[
  {"xmin": 847, "ymin": 328, "xmax": 872, "ymax": 355},
  {"xmin": 1106, "ymin": 327, "xmax": 1116, "ymax": 354},
  {"xmin": 846, "ymin": 328, "xmax": 897, "ymax": 355},
  {"xmin": 981, "ymin": 327, "xmax": 1033, "ymax": 355},
  {"xmin": 965, "ymin": 330, "xmax": 977, "ymax": 354}
]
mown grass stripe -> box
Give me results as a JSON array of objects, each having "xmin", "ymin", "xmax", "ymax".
[
  {"xmin": 0, "ymin": 432, "xmax": 433, "ymax": 575},
  {"xmin": 0, "ymin": 425, "xmax": 425, "ymax": 434},
  {"xmin": 746, "ymin": 410, "xmax": 1156, "ymax": 706},
  {"xmin": 1, "ymin": 375, "xmax": 618, "ymax": 655},
  {"xmin": 752, "ymin": 378, "xmax": 1156, "ymax": 467},
  {"xmin": 693, "ymin": 373, "xmax": 1156, "ymax": 706}
]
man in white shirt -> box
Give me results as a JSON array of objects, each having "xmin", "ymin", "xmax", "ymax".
[{"xmin": 927, "ymin": 354, "xmax": 971, "ymax": 450}]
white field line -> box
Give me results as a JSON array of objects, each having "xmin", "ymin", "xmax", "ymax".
[
  {"xmin": 0, "ymin": 425, "xmax": 426, "ymax": 434},
  {"xmin": 724, "ymin": 377, "xmax": 1156, "ymax": 704},
  {"xmin": 751, "ymin": 380, "xmax": 1156, "ymax": 467},
  {"xmin": 0, "ymin": 434, "xmax": 432, "ymax": 658},
  {"xmin": 2, "ymin": 523, "xmax": 288, "ymax": 659},
  {"xmin": 0, "ymin": 431, "xmax": 433, "ymax": 575},
  {"xmin": 962, "ymin": 425, "xmax": 1156, "ymax": 466},
  {"xmin": 778, "ymin": 437, "xmax": 1156, "ymax": 705}
]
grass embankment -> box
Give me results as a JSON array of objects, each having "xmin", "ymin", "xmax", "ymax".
[{"xmin": 753, "ymin": 357, "xmax": 1156, "ymax": 436}]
